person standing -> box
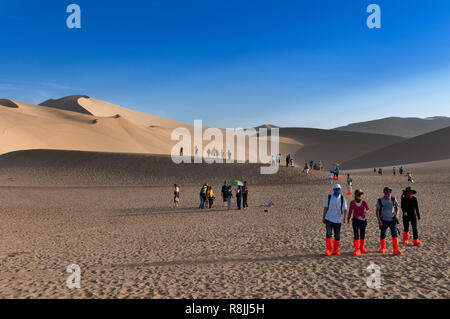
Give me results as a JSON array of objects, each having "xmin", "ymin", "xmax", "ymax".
[
  {"xmin": 323, "ymin": 184, "xmax": 348, "ymax": 256},
  {"xmin": 173, "ymin": 184, "xmax": 180, "ymax": 208},
  {"xmin": 407, "ymin": 172, "xmax": 414, "ymax": 184},
  {"xmin": 401, "ymin": 186, "xmax": 422, "ymax": 246},
  {"xmin": 221, "ymin": 181, "xmax": 228, "ymax": 207},
  {"xmin": 347, "ymin": 189, "xmax": 370, "ymax": 255},
  {"xmin": 399, "ymin": 166, "xmax": 404, "ymax": 176},
  {"xmin": 373, "ymin": 168, "xmax": 377, "ymax": 176},
  {"xmin": 393, "ymin": 167, "xmax": 397, "ymax": 176},
  {"xmin": 242, "ymin": 181, "xmax": 249, "ymax": 209},
  {"xmin": 347, "ymin": 173, "xmax": 353, "ymax": 194},
  {"xmin": 199, "ymin": 184, "xmax": 207, "ymax": 209},
  {"xmin": 304, "ymin": 163, "xmax": 310, "ymax": 175},
  {"xmin": 276, "ymin": 153, "xmax": 281, "ymax": 165},
  {"xmin": 180, "ymin": 147, "xmax": 184, "ymax": 156},
  {"xmin": 286, "ymin": 154, "xmax": 291, "ymax": 167},
  {"xmin": 375, "ymin": 187, "xmax": 402, "ymax": 255},
  {"xmin": 225, "ymin": 185, "xmax": 233, "ymax": 210},
  {"xmin": 329, "ymin": 170, "xmax": 334, "ymax": 184},
  {"xmin": 236, "ymin": 186, "xmax": 242, "ymax": 210},
  {"xmin": 207, "ymin": 186, "xmax": 215, "ymax": 209}
]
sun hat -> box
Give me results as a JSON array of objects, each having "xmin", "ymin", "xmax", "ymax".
[{"xmin": 333, "ymin": 184, "xmax": 342, "ymax": 190}]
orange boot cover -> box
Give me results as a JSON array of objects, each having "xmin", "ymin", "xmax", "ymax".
[
  {"xmin": 403, "ymin": 232, "xmax": 410, "ymax": 245},
  {"xmin": 393, "ymin": 237, "xmax": 402, "ymax": 255},
  {"xmin": 325, "ymin": 237, "xmax": 333, "ymax": 256},
  {"xmin": 332, "ymin": 240, "xmax": 341, "ymax": 255},
  {"xmin": 353, "ymin": 239, "xmax": 361, "ymax": 256},
  {"xmin": 378, "ymin": 238, "xmax": 387, "ymax": 253},
  {"xmin": 360, "ymin": 238, "xmax": 368, "ymax": 254}
]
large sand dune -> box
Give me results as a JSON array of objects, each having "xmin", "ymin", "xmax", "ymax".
[
  {"xmin": 341, "ymin": 126, "xmax": 450, "ymax": 169},
  {"xmin": 334, "ymin": 116, "xmax": 450, "ymax": 138},
  {"xmin": 279, "ymin": 127, "xmax": 406, "ymax": 168}
]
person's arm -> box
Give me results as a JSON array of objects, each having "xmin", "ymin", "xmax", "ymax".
[
  {"xmin": 394, "ymin": 202, "xmax": 399, "ymax": 221},
  {"xmin": 415, "ymin": 197, "xmax": 421, "ymax": 220},
  {"xmin": 376, "ymin": 206, "xmax": 382, "ymax": 227},
  {"xmin": 322, "ymin": 207, "xmax": 328, "ymax": 224},
  {"xmin": 401, "ymin": 197, "xmax": 407, "ymax": 217},
  {"xmin": 347, "ymin": 202, "xmax": 353, "ymax": 223}
]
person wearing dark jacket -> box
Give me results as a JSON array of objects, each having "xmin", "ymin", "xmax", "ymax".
[{"xmin": 401, "ymin": 186, "xmax": 422, "ymax": 246}]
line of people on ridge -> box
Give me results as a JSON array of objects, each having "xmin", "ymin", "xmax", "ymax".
[
  {"xmin": 323, "ymin": 184, "xmax": 422, "ymax": 256},
  {"xmin": 198, "ymin": 181, "xmax": 249, "ymax": 210}
]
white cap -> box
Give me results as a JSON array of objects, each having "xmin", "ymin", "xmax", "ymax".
[{"xmin": 333, "ymin": 184, "xmax": 342, "ymax": 190}]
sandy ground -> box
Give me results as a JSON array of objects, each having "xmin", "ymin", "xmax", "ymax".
[{"xmin": 0, "ymin": 154, "xmax": 448, "ymax": 299}]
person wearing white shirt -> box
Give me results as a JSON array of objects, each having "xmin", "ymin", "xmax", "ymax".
[{"xmin": 322, "ymin": 184, "xmax": 348, "ymax": 256}]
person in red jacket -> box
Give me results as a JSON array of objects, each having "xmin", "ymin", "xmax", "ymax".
[{"xmin": 347, "ymin": 189, "xmax": 370, "ymax": 255}]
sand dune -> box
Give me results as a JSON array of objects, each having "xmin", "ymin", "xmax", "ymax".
[
  {"xmin": 0, "ymin": 100, "xmax": 176, "ymax": 155},
  {"xmin": 2, "ymin": 95, "xmax": 448, "ymax": 169},
  {"xmin": 278, "ymin": 127, "xmax": 406, "ymax": 168},
  {"xmin": 341, "ymin": 126, "xmax": 450, "ymax": 169},
  {"xmin": 334, "ymin": 116, "xmax": 450, "ymax": 138},
  {"xmin": 0, "ymin": 99, "xmax": 19, "ymax": 108}
]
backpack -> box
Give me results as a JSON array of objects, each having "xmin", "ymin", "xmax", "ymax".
[
  {"xmin": 327, "ymin": 195, "xmax": 344, "ymax": 215},
  {"xmin": 378, "ymin": 197, "xmax": 396, "ymax": 211}
]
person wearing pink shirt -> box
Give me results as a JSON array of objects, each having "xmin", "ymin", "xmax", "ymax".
[{"xmin": 347, "ymin": 189, "xmax": 370, "ymax": 256}]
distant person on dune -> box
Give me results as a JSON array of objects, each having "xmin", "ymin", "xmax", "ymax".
[
  {"xmin": 194, "ymin": 145, "xmax": 199, "ymax": 156},
  {"xmin": 199, "ymin": 184, "xmax": 207, "ymax": 209},
  {"xmin": 304, "ymin": 163, "xmax": 310, "ymax": 175},
  {"xmin": 399, "ymin": 166, "xmax": 404, "ymax": 176},
  {"xmin": 173, "ymin": 184, "xmax": 180, "ymax": 208},
  {"xmin": 401, "ymin": 186, "xmax": 422, "ymax": 246},
  {"xmin": 242, "ymin": 181, "xmax": 249, "ymax": 209},
  {"xmin": 236, "ymin": 186, "xmax": 242, "ymax": 210},
  {"xmin": 310, "ymin": 160, "xmax": 314, "ymax": 170},
  {"xmin": 376, "ymin": 187, "xmax": 402, "ymax": 255},
  {"xmin": 393, "ymin": 167, "xmax": 396, "ymax": 176},
  {"xmin": 373, "ymin": 168, "xmax": 377, "ymax": 176},
  {"xmin": 347, "ymin": 174, "xmax": 353, "ymax": 194},
  {"xmin": 286, "ymin": 154, "xmax": 291, "ymax": 167},
  {"xmin": 347, "ymin": 189, "xmax": 370, "ymax": 256},
  {"xmin": 225, "ymin": 185, "xmax": 233, "ymax": 209},
  {"xmin": 378, "ymin": 168, "xmax": 383, "ymax": 176},
  {"xmin": 329, "ymin": 170, "xmax": 334, "ymax": 184},
  {"xmin": 407, "ymin": 172, "xmax": 414, "ymax": 184},
  {"xmin": 207, "ymin": 186, "xmax": 215, "ymax": 209},
  {"xmin": 276, "ymin": 153, "xmax": 281, "ymax": 164},
  {"xmin": 227, "ymin": 149, "xmax": 232, "ymax": 160},
  {"xmin": 323, "ymin": 184, "xmax": 347, "ymax": 256},
  {"xmin": 221, "ymin": 181, "xmax": 228, "ymax": 206},
  {"xmin": 180, "ymin": 147, "xmax": 183, "ymax": 156}
]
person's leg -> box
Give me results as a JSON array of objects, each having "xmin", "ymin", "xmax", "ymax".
[
  {"xmin": 332, "ymin": 222, "xmax": 341, "ymax": 255},
  {"xmin": 227, "ymin": 198, "xmax": 231, "ymax": 209},
  {"xmin": 403, "ymin": 216, "xmax": 410, "ymax": 244},
  {"xmin": 325, "ymin": 220, "xmax": 333, "ymax": 256},
  {"xmin": 360, "ymin": 220, "xmax": 368, "ymax": 253},
  {"xmin": 352, "ymin": 219, "xmax": 361, "ymax": 255},
  {"xmin": 352, "ymin": 219, "xmax": 359, "ymax": 240},
  {"xmin": 379, "ymin": 221, "xmax": 388, "ymax": 253},
  {"xmin": 389, "ymin": 221, "xmax": 402, "ymax": 255},
  {"xmin": 411, "ymin": 215, "xmax": 422, "ymax": 245}
]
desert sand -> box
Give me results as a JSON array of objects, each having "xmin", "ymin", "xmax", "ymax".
[{"xmin": 0, "ymin": 150, "xmax": 448, "ymax": 299}]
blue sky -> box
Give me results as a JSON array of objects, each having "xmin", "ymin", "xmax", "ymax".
[{"xmin": 1, "ymin": 0, "xmax": 449, "ymax": 128}]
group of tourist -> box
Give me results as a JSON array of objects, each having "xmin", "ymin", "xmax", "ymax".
[
  {"xmin": 323, "ymin": 184, "xmax": 422, "ymax": 256},
  {"xmin": 173, "ymin": 181, "xmax": 249, "ymax": 211}
]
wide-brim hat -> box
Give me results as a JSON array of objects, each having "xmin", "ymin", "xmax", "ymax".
[
  {"xmin": 383, "ymin": 186, "xmax": 392, "ymax": 193},
  {"xmin": 403, "ymin": 186, "xmax": 417, "ymax": 194},
  {"xmin": 354, "ymin": 189, "xmax": 364, "ymax": 196}
]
